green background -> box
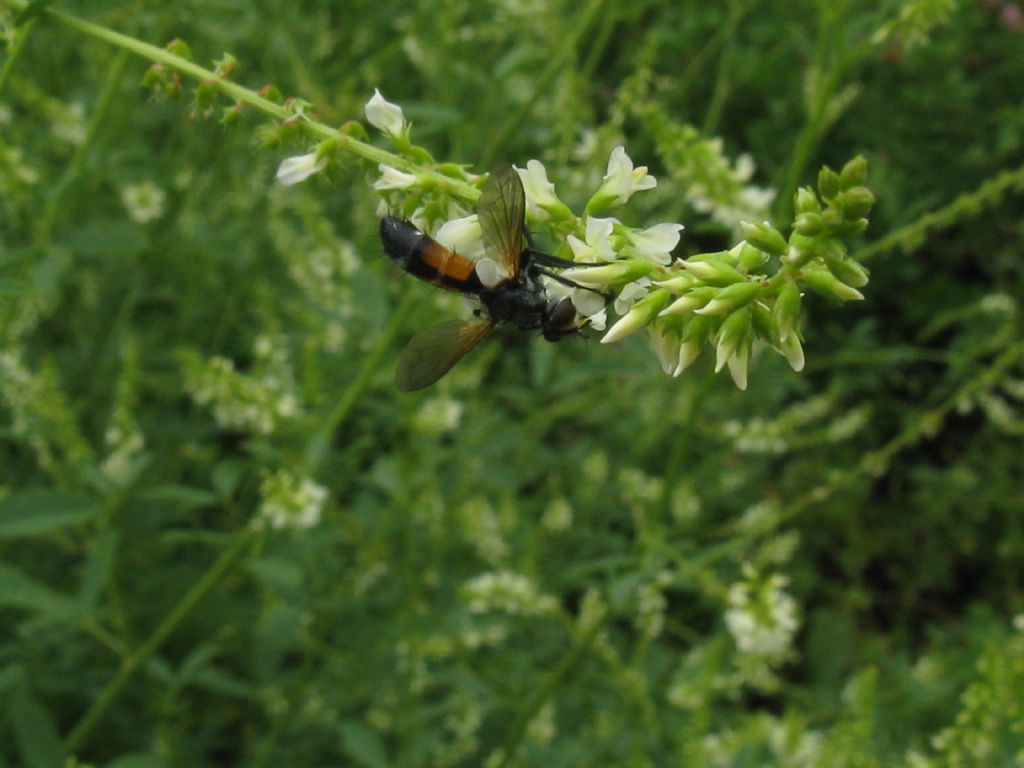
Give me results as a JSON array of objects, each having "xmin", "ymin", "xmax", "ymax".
[{"xmin": 1, "ymin": 1, "xmax": 1023, "ymax": 765}]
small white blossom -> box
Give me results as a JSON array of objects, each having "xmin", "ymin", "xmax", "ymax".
[
  {"xmin": 725, "ymin": 566, "xmax": 799, "ymax": 661},
  {"xmin": 120, "ymin": 181, "xmax": 166, "ymax": 223},
  {"xmin": 373, "ymin": 164, "xmax": 419, "ymax": 191},
  {"xmin": 589, "ymin": 146, "xmax": 657, "ymax": 209},
  {"xmin": 276, "ymin": 152, "xmax": 327, "ymax": 186},
  {"xmin": 435, "ymin": 214, "xmax": 487, "ymax": 264},
  {"xmin": 514, "ymin": 160, "xmax": 568, "ymax": 221},
  {"xmin": 413, "ymin": 395, "xmax": 464, "ymax": 436},
  {"xmin": 625, "ymin": 222, "xmax": 684, "ymax": 265},
  {"xmin": 567, "ymin": 216, "xmax": 618, "ymax": 263},
  {"xmin": 364, "ymin": 88, "xmax": 407, "ymax": 136},
  {"xmin": 613, "ymin": 278, "xmax": 650, "ymax": 316},
  {"xmin": 461, "ymin": 571, "xmax": 558, "ymax": 616},
  {"xmin": 257, "ymin": 469, "xmax": 328, "ymax": 530}
]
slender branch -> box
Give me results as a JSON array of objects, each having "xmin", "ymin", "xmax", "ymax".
[
  {"xmin": 0, "ymin": 16, "xmax": 37, "ymax": 96},
  {"xmin": 20, "ymin": 2, "xmax": 479, "ymax": 202},
  {"xmin": 303, "ymin": 292, "xmax": 417, "ymax": 473},
  {"xmin": 853, "ymin": 161, "xmax": 1024, "ymax": 263},
  {"xmin": 64, "ymin": 529, "xmax": 256, "ymax": 752}
]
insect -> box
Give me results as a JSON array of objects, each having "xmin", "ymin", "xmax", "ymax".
[{"xmin": 380, "ymin": 164, "xmax": 589, "ymax": 390}]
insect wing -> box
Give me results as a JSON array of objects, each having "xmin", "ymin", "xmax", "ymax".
[
  {"xmin": 477, "ymin": 164, "xmax": 525, "ymax": 280},
  {"xmin": 395, "ymin": 317, "xmax": 494, "ymax": 391}
]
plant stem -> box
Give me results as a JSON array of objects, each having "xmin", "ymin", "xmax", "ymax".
[
  {"xmin": 497, "ymin": 608, "xmax": 607, "ymax": 766},
  {"xmin": 0, "ymin": 16, "xmax": 37, "ymax": 96},
  {"xmin": 64, "ymin": 529, "xmax": 256, "ymax": 752},
  {"xmin": 303, "ymin": 291, "xmax": 417, "ymax": 473},
  {"xmin": 35, "ymin": 49, "xmax": 129, "ymax": 246},
  {"xmin": 21, "ymin": 2, "xmax": 479, "ymax": 202},
  {"xmin": 853, "ymin": 161, "xmax": 1024, "ymax": 263}
]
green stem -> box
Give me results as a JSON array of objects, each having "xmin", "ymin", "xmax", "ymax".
[
  {"xmin": 853, "ymin": 161, "xmax": 1024, "ymax": 264},
  {"xmin": 479, "ymin": 0, "xmax": 606, "ymax": 170},
  {"xmin": 24, "ymin": 2, "xmax": 478, "ymax": 203},
  {"xmin": 64, "ymin": 529, "xmax": 256, "ymax": 752},
  {"xmin": 303, "ymin": 292, "xmax": 417, "ymax": 473},
  {"xmin": 35, "ymin": 49, "xmax": 129, "ymax": 245},
  {"xmin": 497, "ymin": 609, "xmax": 607, "ymax": 766},
  {"xmin": 0, "ymin": 16, "xmax": 37, "ymax": 96}
]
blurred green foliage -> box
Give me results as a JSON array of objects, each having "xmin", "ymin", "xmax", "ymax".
[{"xmin": 1, "ymin": 0, "xmax": 1023, "ymax": 766}]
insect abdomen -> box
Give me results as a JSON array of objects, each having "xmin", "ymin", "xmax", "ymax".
[{"xmin": 380, "ymin": 216, "xmax": 484, "ymax": 293}]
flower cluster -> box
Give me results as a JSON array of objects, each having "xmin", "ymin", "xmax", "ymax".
[
  {"xmin": 181, "ymin": 334, "xmax": 301, "ymax": 435},
  {"xmin": 724, "ymin": 565, "xmax": 800, "ymax": 664},
  {"xmin": 460, "ymin": 570, "xmax": 559, "ymax": 617},
  {"xmin": 275, "ymin": 90, "xmax": 874, "ymax": 389},
  {"xmin": 255, "ymin": 468, "xmax": 328, "ymax": 531}
]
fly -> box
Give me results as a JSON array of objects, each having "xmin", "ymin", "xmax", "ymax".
[{"xmin": 379, "ymin": 164, "xmax": 589, "ymax": 390}]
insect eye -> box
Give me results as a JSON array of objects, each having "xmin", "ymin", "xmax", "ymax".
[{"xmin": 546, "ymin": 296, "xmax": 578, "ymax": 330}]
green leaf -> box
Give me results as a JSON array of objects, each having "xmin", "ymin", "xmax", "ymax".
[
  {"xmin": 0, "ymin": 489, "xmax": 100, "ymax": 538},
  {"xmin": 80, "ymin": 530, "xmax": 120, "ymax": 608},
  {"xmin": 0, "ymin": 562, "xmax": 84, "ymax": 620},
  {"xmin": 137, "ymin": 485, "xmax": 220, "ymax": 509},
  {"xmin": 339, "ymin": 720, "xmax": 389, "ymax": 768},
  {"xmin": 9, "ymin": 680, "xmax": 67, "ymax": 768}
]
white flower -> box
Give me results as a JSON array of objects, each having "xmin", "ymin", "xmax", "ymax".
[
  {"xmin": 514, "ymin": 160, "xmax": 569, "ymax": 220},
  {"xmin": 725, "ymin": 567, "xmax": 800, "ymax": 660},
  {"xmin": 276, "ymin": 152, "xmax": 327, "ymax": 186},
  {"xmin": 589, "ymin": 146, "xmax": 657, "ymax": 209},
  {"xmin": 413, "ymin": 396, "xmax": 465, "ymax": 436},
  {"xmin": 648, "ymin": 322, "xmax": 682, "ymax": 375},
  {"xmin": 373, "ymin": 164, "xmax": 418, "ymax": 190},
  {"xmin": 613, "ymin": 278, "xmax": 649, "ymax": 316},
  {"xmin": 435, "ymin": 214, "xmax": 486, "ymax": 262},
  {"xmin": 567, "ymin": 216, "xmax": 617, "ymax": 263},
  {"xmin": 120, "ymin": 181, "xmax": 166, "ymax": 223},
  {"xmin": 257, "ymin": 469, "xmax": 328, "ymax": 531},
  {"xmin": 626, "ymin": 222, "xmax": 684, "ymax": 265},
  {"xmin": 364, "ymin": 88, "xmax": 407, "ymax": 136}
]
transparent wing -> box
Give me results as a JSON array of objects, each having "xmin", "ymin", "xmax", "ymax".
[
  {"xmin": 395, "ymin": 317, "xmax": 494, "ymax": 391},
  {"xmin": 477, "ymin": 164, "xmax": 525, "ymax": 279}
]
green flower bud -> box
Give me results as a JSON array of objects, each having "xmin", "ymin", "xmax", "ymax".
[
  {"xmin": 741, "ymin": 220, "xmax": 789, "ymax": 257},
  {"xmin": 820, "ymin": 239, "xmax": 847, "ymax": 270},
  {"xmin": 736, "ymin": 243, "xmax": 770, "ymax": 272},
  {"xmin": 779, "ymin": 331, "xmax": 805, "ymax": 372},
  {"xmin": 142, "ymin": 63, "xmax": 167, "ymax": 90},
  {"xmin": 836, "ymin": 186, "xmax": 875, "ymax": 220},
  {"xmin": 602, "ymin": 289, "xmax": 672, "ymax": 343},
  {"xmin": 821, "ymin": 207, "xmax": 844, "ymax": 230},
  {"xmin": 794, "ymin": 212, "xmax": 823, "ymax": 236},
  {"xmin": 828, "ymin": 257, "xmax": 870, "ymax": 288},
  {"xmin": 677, "ymin": 315, "xmax": 713, "ymax": 373},
  {"xmin": 818, "ymin": 166, "xmax": 840, "ymax": 200},
  {"xmin": 214, "ymin": 53, "xmax": 238, "ymax": 79},
  {"xmin": 794, "ymin": 186, "xmax": 822, "ymax": 215},
  {"xmin": 694, "ymin": 281, "xmax": 761, "ymax": 315},
  {"xmin": 715, "ymin": 307, "xmax": 753, "ymax": 389},
  {"xmin": 220, "ymin": 101, "xmax": 242, "ymax": 127},
  {"xmin": 259, "ymin": 84, "xmax": 284, "ymax": 104},
  {"xmin": 560, "ymin": 259, "xmax": 654, "ymax": 288},
  {"xmin": 690, "ymin": 249, "xmax": 738, "ymax": 266},
  {"xmin": 773, "ymin": 281, "xmax": 801, "ymax": 342},
  {"xmin": 839, "ymin": 155, "xmax": 869, "ymax": 189},
  {"xmin": 680, "ymin": 259, "xmax": 747, "ymax": 286},
  {"xmin": 802, "ymin": 269, "xmax": 864, "ymax": 301},
  {"xmin": 783, "ymin": 233, "xmax": 818, "ymax": 268},
  {"xmin": 166, "ymin": 39, "xmax": 193, "ymax": 60},
  {"xmin": 751, "ymin": 301, "xmax": 777, "ymax": 344},
  {"xmin": 660, "ymin": 286, "xmax": 719, "ymax": 317},
  {"xmin": 654, "ymin": 274, "xmax": 698, "ymax": 293}
]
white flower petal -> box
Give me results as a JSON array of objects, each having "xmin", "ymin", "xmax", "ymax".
[
  {"xmin": 276, "ymin": 152, "xmax": 327, "ymax": 186},
  {"xmin": 364, "ymin": 88, "xmax": 406, "ymax": 136}
]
